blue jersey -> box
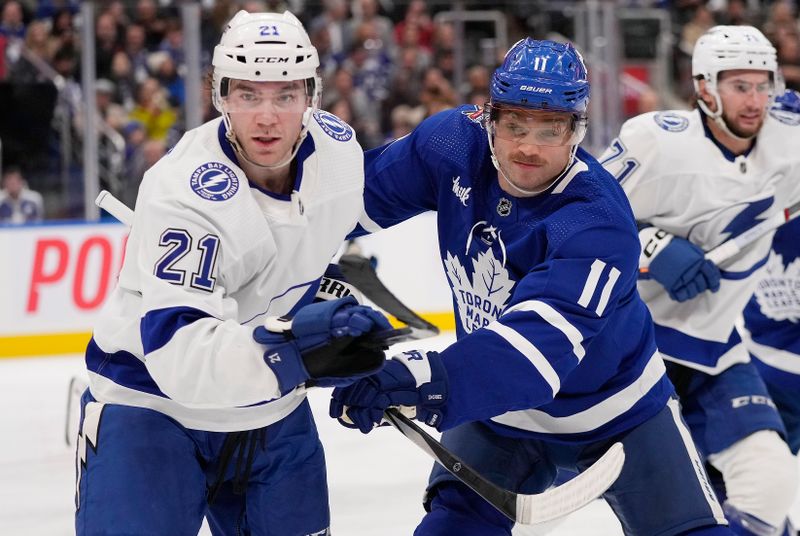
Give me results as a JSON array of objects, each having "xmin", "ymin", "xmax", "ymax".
[
  {"xmin": 740, "ymin": 217, "xmax": 800, "ymax": 389},
  {"xmin": 357, "ymin": 106, "xmax": 674, "ymax": 442}
]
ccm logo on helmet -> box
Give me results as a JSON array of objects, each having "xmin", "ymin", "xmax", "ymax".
[
  {"xmin": 254, "ymin": 57, "xmax": 290, "ymax": 63},
  {"xmin": 519, "ymin": 86, "xmax": 553, "ymax": 94}
]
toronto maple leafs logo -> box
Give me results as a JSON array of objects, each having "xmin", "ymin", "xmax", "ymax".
[
  {"xmin": 754, "ymin": 252, "xmax": 800, "ymax": 323},
  {"xmin": 445, "ymin": 223, "xmax": 514, "ymax": 333}
]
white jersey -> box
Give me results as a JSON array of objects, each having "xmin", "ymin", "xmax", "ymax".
[
  {"xmin": 86, "ymin": 112, "xmax": 364, "ymax": 431},
  {"xmin": 601, "ymin": 108, "xmax": 800, "ymax": 374}
]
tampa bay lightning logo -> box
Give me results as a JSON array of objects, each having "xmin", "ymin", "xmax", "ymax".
[
  {"xmin": 189, "ymin": 162, "xmax": 239, "ymax": 201},
  {"xmin": 313, "ymin": 110, "xmax": 353, "ymax": 142},
  {"xmin": 653, "ymin": 112, "xmax": 689, "ymax": 132},
  {"xmin": 721, "ymin": 197, "xmax": 774, "ymax": 240}
]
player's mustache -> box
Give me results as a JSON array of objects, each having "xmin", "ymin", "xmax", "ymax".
[{"xmin": 510, "ymin": 154, "xmax": 547, "ymax": 165}]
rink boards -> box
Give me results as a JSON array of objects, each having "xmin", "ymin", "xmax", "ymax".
[{"xmin": 0, "ymin": 214, "xmax": 453, "ymax": 357}]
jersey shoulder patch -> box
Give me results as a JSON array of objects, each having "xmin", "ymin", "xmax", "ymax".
[
  {"xmin": 189, "ymin": 162, "xmax": 240, "ymax": 202},
  {"xmin": 313, "ymin": 110, "xmax": 354, "ymax": 142},
  {"xmin": 653, "ymin": 111, "xmax": 689, "ymax": 132}
]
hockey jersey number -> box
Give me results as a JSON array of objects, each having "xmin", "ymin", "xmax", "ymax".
[{"xmin": 154, "ymin": 228, "xmax": 220, "ymax": 292}]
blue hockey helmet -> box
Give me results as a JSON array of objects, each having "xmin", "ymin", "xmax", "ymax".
[{"xmin": 489, "ymin": 38, "xmax": 590, "ymax": 115}]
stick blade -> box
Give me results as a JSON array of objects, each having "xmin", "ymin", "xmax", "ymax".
[{"xmin": 516, "ymin": 442, "xmax": 625, "ymax": 525}]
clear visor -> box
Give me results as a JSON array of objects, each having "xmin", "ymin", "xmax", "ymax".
[
  {"xmin": 220, "ymin": 79, "xmax": 311, "ymax": 114},
  {"xmin": 485, "ymin": 103, "xmax": 587, "ymax": 147},
  {"xmin": 716, "ymin": 77, "xmax": 776, "ymax": 98}
]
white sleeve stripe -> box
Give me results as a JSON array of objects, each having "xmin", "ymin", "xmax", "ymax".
[
  {"xmin": 578, "ymin": 259, "xmax": 606, "ymax": 308},
  {"xmin": 485, "ymin": 322, "xmax": 560, "ymax": 397},
  {"xmin": 595, "ymin": 267, "xmax": 621, "ymax": 316},
  {"xmin": 503, "ymin": 300, "xmax": 586, "ymax": 361}
]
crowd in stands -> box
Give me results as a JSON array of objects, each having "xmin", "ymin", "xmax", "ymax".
[{"xmin": 0, "ymin": 0, "xmax": 798, "ymax": 221}]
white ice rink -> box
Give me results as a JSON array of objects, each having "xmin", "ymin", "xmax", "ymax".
[{"xmin": 0, "ymin": 335, "xmax": 627, "ymax": 535}]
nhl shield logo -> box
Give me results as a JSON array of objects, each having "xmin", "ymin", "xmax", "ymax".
[
  {"xmin": 190, "ymin": 162, "xmax": 239, "ymax": 201},
  {"xmin": 497, "ymin": 198, "xmax": 512, "ymax": 216}
]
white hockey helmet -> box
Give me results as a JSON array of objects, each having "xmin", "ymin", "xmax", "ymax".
[
  {"xmin": 212, "ymin": 10, "xmax": 321, "ymax": 113},
  {"xmin": 692, "ymin": 25, "xmax": 780, "ymax": 135}
]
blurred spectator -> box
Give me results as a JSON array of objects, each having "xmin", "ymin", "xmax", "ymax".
[
  {"xmin": 763, "ymin": 0, "xmax": 799, "ymax": 44},
  {"xmin": 310, "ymin": 0, "xmax": 350, "ymax": 56},
  {"xmin": 777, "ymin": 32, "xmax": 800, "ymax": 90},
  {"xmin": 149, "ymin": 51, "xmax": 185, "ymax": 108},
  {"xmin": 124, "ymin": 137, "xmax": 165, "ymax": 206},
  {"xmin": 338, "ymin": 22, "xmax": 393, "ymax": 104},
  {"xmin": 7, "ymin": 19, "xmax": 51, "ymax": 83},
  {"xmin": 46, "ymin": 8, "xmax": 76, "ymax": 60},
  {"xmin": 51, "ymin": 45, "xmax": 82, "ymax": 124},
  {"xmin": 96, "ymin": 78, "xmax": 126, "ymax": 129},
  {"xmin": 717, "ymin": 0, "xmax": 751, "ymax": 26},
  {"xmin": 134, "ymin": 0, "xmax": 168, "ymax": 51},
  {"xmin": 158, "ymin": 18, "xmax": 185, "ymax": 69},
  {"xmin": 124, "ymin": 23, "xmax": 150, "ymax": 83},
  {"xmin": 679, "ymin": 3, "xmax": 716, "ymax": 55},
  {"xmin": 324, "ymin": 66, "xmax": 381, "ymax": 147},
  {"xmin": 110, "ymin": 50, "xmax": 137, "ymax": 110},
  {"xmin": 0, "ymin": 167, "xmax": 44, "ymax": 224},
  {"xmin": 419, "ymin": 66, "xmax": 457, "ymax": 116},
  {"xmin": 0, "ymin": 1, "xmax": 25, "ymax": 40},
  {"xmin": 95, "ymin": 11, "xmax": 121, "ymax": 80},
  {"xmin": 348, "ymin": 0, "xmax": 394, "ymax": 55},
  {"xmin": 128, "ymin": 77, "xmax": 177, "ymax": 141},
  {"xmin": 387, "ymin": 103, "xmax": 424, "ymax": 141},
  {"xmin": 463, "ymin": 64, "xmax": 490, "ymax": 104},
  {"xmin": 393, "ymin": 0, "xmax": 434, "ymax": 51}
]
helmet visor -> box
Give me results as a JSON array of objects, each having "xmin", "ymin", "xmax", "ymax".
[
  {"xmin": 485, "ymin": 103, "xmax": 587, "ymax": 147},
  {"xmin": 220, "ymin": 79, "xmax": 311, "ymax": 114}
]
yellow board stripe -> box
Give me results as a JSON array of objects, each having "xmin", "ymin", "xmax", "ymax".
[
  {"xmin": 0, "ymin": 312, "xmax": 456, "ymax": 359},
  {"xmin": 0, "ymin": 332, "xmax": 93, "ymax": 358}
]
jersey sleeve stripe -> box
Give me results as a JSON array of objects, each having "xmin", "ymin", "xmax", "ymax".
[
  {"xmin": 503, "ymin": 300, "xmax": 586, "ymax": 360},
  {"xmin": 490, "ymin": 351, "xmax": 665, "ymax": 434},
  {"xmin": 485, "ymin": 322, "xmax": 561, "ymax": 397},
  {"xmin": 140, "ymin": 306, "xmax": 212, "ymax": 355}
]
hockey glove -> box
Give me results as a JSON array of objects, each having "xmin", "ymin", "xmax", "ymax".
[
  {"xmin": 329, "ymin": 349, "xmax": 448, "ymax": 434},
  {"xmin": 642, "ymin": 229, "xmax": 721, "ymax": 302},
  {"xmin": 253, "ymin": 296, "xmax": 392, "ymax": 393}
]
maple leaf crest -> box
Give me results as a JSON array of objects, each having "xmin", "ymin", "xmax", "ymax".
[
  {"xmin": 445, "ymin": 248, "xmax": 515, "ymax": 333},
  {"xmin": 754, "ymin": 252, "xmax": 800, "ymax": 323}
]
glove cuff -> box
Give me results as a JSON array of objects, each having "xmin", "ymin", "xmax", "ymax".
[
  {"xmin": 254, "ymin": 327, "xmax": 309, "ymax": 394},
  {"xmin": 638, "ymin": 226, "xmax": 674, "ymax": 269},
  {"xmin": 392, "ymin": 350, "xmax": 448, "ymax": 428}
]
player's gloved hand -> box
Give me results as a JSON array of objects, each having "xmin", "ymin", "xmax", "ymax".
[
  {"xmin": 253, "ymin": 296, "xmax": 392, "ymax": 393},
  {"xmin": 644, "ymin": 230, "xmax": 721, "ymax": 302},
  {"xmin": 329, "ymin": 349, "xmax": 448, "ymax": 434}
]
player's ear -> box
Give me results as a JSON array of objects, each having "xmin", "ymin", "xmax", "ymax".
[{"xmin": 696, "ymin": 79, "xmax": 717, "ymax": 112}]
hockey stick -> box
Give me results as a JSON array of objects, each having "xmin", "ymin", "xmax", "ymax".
[
  {"xmin": 383, "ymin": 409, "xmax": 625, "ymax": 525},
  {"xmin": 97, "ymin": 191, "xmax": 625, "ymax": 522},
  {"xmin": 640, "ymin": 198, "xmax": 800, "ymax": 277},
  {"xmin": 339, "ymin": 242, "xmax": 440, "ymax": 339}
]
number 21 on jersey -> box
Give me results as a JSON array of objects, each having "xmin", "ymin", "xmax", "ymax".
[{"xmin": 154, "ymin": 228, "xmax": 220, "ymax": 292}]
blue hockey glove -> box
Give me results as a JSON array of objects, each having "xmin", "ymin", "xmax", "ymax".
[
  {"xmin": 329, "ymin": 349, "xmax": 448, "ymax": 434},
  {"xmin": 645, "ymin": 232, "xmax": 721, "ymax": 302},
  {"xmin": 253, "ymin": 296, "xmax": 392, "ymax": 393}
]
